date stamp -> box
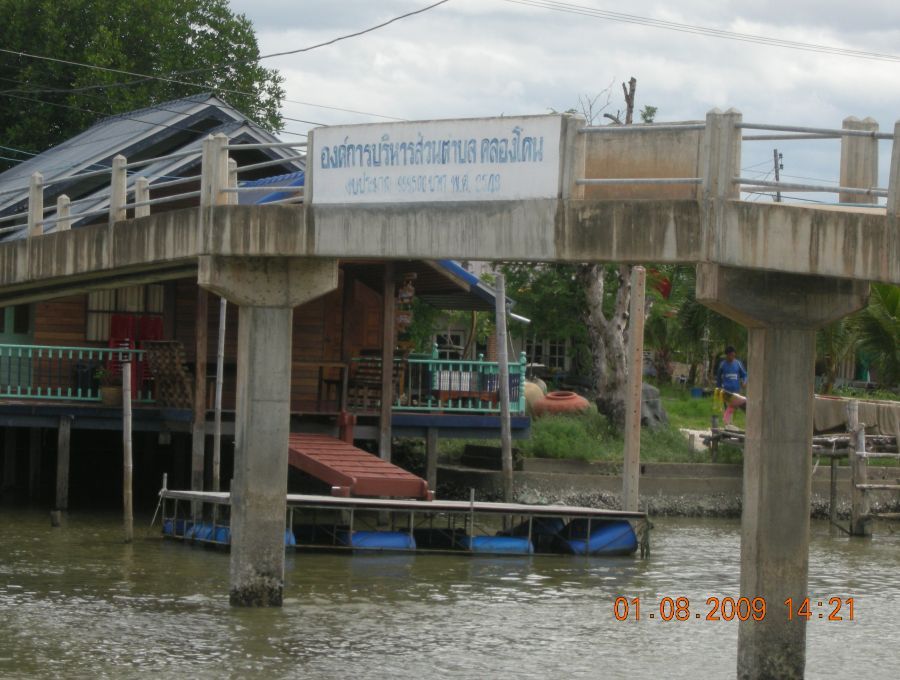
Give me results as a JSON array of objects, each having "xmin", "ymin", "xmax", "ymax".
[{"xmin": 613, "ymin": 596, "xmax": 855, "ymax": 622}]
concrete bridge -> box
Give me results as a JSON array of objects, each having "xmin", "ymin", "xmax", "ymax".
[{"xmin": 2, "ymin": 109, "xmax": 898, "ymax": 679}]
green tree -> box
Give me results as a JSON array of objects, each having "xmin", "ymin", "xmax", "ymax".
[
  {"xmin": 0, "ymin": 0, "xmax": 284, "ymax": 169},
  {"xmin": 816, "ymin": 317, "xmax": 859, "ymax": 394},
  {"xmin": 857, "ymin": 283, "xmax": 900, "ymax": 387}
]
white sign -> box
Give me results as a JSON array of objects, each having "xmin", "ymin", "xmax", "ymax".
[{"xmin": 310, "ymin": 115, "xmax": 563, "ymax": 204}]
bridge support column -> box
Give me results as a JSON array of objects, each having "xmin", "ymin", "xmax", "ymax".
[
  {"xmin": 199, "ymin": 256, "xmax": 338, "ymax": 607},
  {"xmin": 697, "ymin": 264, "xmax": 868, "ymax": 680}
]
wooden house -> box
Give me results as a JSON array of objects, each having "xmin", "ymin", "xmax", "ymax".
[{"xmin": 0, "ymin": 96, "xmax": 529, "ymax": 508}]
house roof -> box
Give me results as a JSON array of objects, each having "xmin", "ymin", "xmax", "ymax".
[{"xmin": 0, "ymin": 94, "xmax": 304, "ymax": 238}]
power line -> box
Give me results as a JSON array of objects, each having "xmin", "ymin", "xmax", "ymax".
[{"xmin": 500, "ymin": 0, "xmax": 900, "ymax": 63}]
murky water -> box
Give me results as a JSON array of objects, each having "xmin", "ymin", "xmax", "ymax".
[{"xmin": 1, "ymin": 510, "xmax": 898, "ymax": 679}]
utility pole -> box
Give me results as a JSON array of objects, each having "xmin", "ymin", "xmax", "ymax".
[{"xmin": 773, "ymin": 148, "xmax": 783, "ymax": 202}]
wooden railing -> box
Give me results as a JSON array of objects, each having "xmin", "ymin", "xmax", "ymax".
[
  {"xmin": 0, "ymin": 343, "xmax": 153, "ymax": 402},
  {"xmin": 348, "ymin": 350, "xmax": 527, "ymax": 415}
]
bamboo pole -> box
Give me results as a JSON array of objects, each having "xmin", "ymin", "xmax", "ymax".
[
  {"xmin": 123, "ymin": 357, "xmax": 134, "ymax": 543},
  {"xmin": 622, "ymin": 266, "xmax": 646, "ymax": 512},
  {"xmin": 848, "ymin": 399, "xmax": 871, "ymax": 537},
  {"xmin": 494, "ymin": 273, "xmax": 513, "ymax": 502},
  {"xmin": 212, "ymin": 296, "xmax": 227, "ymax": 492}
]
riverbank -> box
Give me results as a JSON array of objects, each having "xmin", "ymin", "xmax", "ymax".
[{"xmin": 437, "ymin": 459, "xmax": 900, "ymax": 519}]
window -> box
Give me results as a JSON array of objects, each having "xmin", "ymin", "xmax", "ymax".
[
  {"xmin": 525, "ymin": 336, "xmax": 544, "ymax": 365},
  {"xmin": 547, "ymin": 339, "xmax": 567, "ymax": 370},
  {"xmin": 86, "ymin": 285, "xmax": 164, "ymax": 341},
  {"xmin": 0, "ymin": 305, "xmax": 31, "ymax": 336},
  {"xmin": 435, "ymin": 332, "xmax": 464, "ymax": 360}
]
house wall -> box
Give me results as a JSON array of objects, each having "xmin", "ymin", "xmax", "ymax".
[{"xmin": 28, "ymin": 270, "xmax": 386, "ymax": 413}]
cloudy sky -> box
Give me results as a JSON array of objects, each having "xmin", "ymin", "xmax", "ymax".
[{"xmin": 230, "ymin": 0, "xmax": 900, "ymax": 197}]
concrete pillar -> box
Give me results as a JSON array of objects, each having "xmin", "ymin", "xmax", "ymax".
[
  {"xmin": 199, "ymin": 255, "xmax": 338, "ymax": 607},
  {"xmin": 697, "ymin": 264, "xmax": 868, "ymax": 680},
  {"xmin": 701, "ymin": 109, "xmax": 742, "ymax": 262},
  {"xmin": 839, "ymin": 117, "xmax": 878, "ymax": 204}
]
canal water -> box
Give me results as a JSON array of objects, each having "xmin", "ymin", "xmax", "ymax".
[{"xmin": 1, "ymin": 510, "xmax": 898, "ymax": 679}]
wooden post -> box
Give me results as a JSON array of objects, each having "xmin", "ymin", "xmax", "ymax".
[
  {"xmin": 829, "ymin": 456, "xmax": 838, "ymax": 530},
  {"xmin": 191, "ymin": 287, "xmax": 209, "ymax": 504},
  {"xmin": 28, "ymin": 428, "xmax": 41, "ymax": 499},
  {"xmin": 494, "ymin": 273, "xmax": 514, "ymax": 502},
  {"xmin": 2, "ymin": 428, "xmax": 16, "ymax": 491},
  {"xmin": 379, "ymin": 263, "xmax": 395, "ymax": 462},
  {"xmin": 55, "ymin": 416, "xmax": 72, "ymax": 511},
  {"xmin": 425, "ymin": 427, "xmax": 439, "ymax": 495},
  {"xmin": 848, "ymin": 399, "xmax": 871, "ymax": 537},
  {"xmin": 123, "ymin": 358, "xmax": 134, "ymax": 543},
  {"xmin": 212, "ymin": 296, "xmax": 227, "ymax": 492},
  {"xmin": 622, "ymin": 265, "xmax": 646, "ymax": 512}
]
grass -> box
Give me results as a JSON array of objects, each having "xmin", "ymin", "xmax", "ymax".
[{"xmin": 433, "ymin": 382, "xmax": 900, "ymax": 467}]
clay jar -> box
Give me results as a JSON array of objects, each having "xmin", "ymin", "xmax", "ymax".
[{"xmin": 532, "ymin": 390, "xmax": 590, "ymax": 417}]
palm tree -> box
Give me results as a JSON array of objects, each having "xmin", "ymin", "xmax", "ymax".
[
  {"xmin": 816, "ymin": 316, "xmax": 860, "ymax": 394},
  {"xmin": 857, "ymin": 283, "xmax": 900, "ymax": 388}
]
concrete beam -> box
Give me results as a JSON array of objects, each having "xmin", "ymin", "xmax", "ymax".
[
  {"xmin": 697, "ymin": 264, "xmax": 869, "ymax": 329},
  {"xmin": 198, "ymin": 256, "xmax": 338, "ymax": 308}
]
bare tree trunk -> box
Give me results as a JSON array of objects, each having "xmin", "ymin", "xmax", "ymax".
[
  {"xmin": 622, "ymin": 77, "xmax": 637, "ymax": 125},
  {"xmin": 579, "ymin": 263, "xmax": 633, "ymax": 430},
  {"xmin": 578, "ymin": 77, "xmax": 640, "ymax": 432}
]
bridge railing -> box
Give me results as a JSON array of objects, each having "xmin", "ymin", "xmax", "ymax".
[
  {"xmin": 574, "ymin": 116, "xmax": 898, "ymax": 207},
  {"xmin": 4, "ymin": 113, "xmax": 899, "ymax": 240},
  {"xmin": 0, "ymin": 343, "xmax": 153, "ymax": 403}
]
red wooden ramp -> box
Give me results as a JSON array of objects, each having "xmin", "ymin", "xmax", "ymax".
[{"xmin": 287, "ymin": 434, "xmax": 433, "ymax": 500}]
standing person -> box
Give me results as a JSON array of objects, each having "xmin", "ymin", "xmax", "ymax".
[{"xmin": 716, "ymin": 345, "xmax": 747, "ymax": 426}]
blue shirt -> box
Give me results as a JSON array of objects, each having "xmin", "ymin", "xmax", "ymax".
[{"xmin": 717, "ymin": 358, "xmax": 747, "ymax": 393}]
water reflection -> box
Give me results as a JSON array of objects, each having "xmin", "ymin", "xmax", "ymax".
[{"xmin": 1, "ymin": 510, "xmax": 898, "ymax": 679}]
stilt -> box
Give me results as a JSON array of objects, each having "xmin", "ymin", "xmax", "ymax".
[
  {"xmin": 55, "ymin": 416, "xmax": 72, "ymax": 511},
  {"xmin": 380, "ymin": 263, "xmax": 395, "ymax": 462},
  {"xmin": 848, "ymin": 400, "xmax": 871, "ymax": 537},
  {"xmin": 425, "ymin": 427, "xmax": 439, "ymax": 494},
  {"xmin": 2, "ymin": 428, "xmax": 16, "ymax": 491},
  {"xmin": 191, "ymin": 287, "xmax": 209, "ymax": 509},
  {"xmin": 494, "ymin": 273, "xmax": 514, "ymax": 502},
  {"xmin": 28, "ymin": 428, "xmax": 41, "ymax": 499},
  {"xmin": 622, "ymin": 265, "xmax": 646, "ymax": 512}
]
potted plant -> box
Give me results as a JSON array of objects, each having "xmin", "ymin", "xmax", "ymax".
[{"xmin": 94, "ymin": 366, "xmax": 122, "ymax": 406}]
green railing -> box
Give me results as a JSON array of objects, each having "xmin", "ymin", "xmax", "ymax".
[
  {"xmin": 348, "ymin": 349, "xmax": 527, "ymax": 415},
  {"xmin": 0, "ymin": 343, "xmax": 153, "ymax": 402}
]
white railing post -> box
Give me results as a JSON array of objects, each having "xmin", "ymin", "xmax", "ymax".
[
  {"xmin": 839, "ymin": 117, "xmax": 878, "ymax": 204},
  {"xmin": 109, "ymin": 154, "xmax": 127, "ymax": 225},
  {"xmin": 27, "ymin": 171, "xmax": 43, "ymax": 237},
  {"xmin": 702, "ymin": 108, "xmax": 743, "ymax": 202},
  {"xmin": 887, "ymin": 121, "xmax": 900, "ymax": 220},
  {"xmin": 56, "ymin": 195, "xmax": 71, "ymax": 231},
  {"xmin": 134, "ymin": 176, "xmax": 150, "ymax": 218},
  {"xmin": 701, "ymin": 108, "xmax": 742, "ymax": 261}
]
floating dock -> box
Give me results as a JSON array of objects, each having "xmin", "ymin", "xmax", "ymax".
[{"xmin": 159, "ymin": 489, "xmax": 650, "ymax": 558}]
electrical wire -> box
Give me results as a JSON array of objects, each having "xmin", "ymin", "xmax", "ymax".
[
  {"xmin": 500, "ymin": 0, "xmax": 900, "ymax": 63},
  {"xmin": 0, "ymin": 1, "xmax": 448, "ymax": 122}
]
